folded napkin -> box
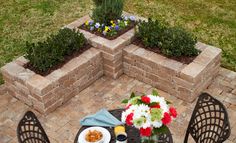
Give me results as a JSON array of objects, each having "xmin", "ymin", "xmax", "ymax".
[{"xmin": 80, "ymin": 109, "xmax": 124, "ymax": 127}]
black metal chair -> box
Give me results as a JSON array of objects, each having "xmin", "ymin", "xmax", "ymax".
[
  {"xmin": 17, "ymin": 111, "xmax": 50, "ymax": 143},
  {"xmin": 184, "ymin": 93, "xmax": 231, "ymax": 143}
]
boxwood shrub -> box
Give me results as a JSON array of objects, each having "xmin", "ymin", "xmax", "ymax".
[
  {"xmin": 25, "ymin": 28, "xmax": 86, "ymax": 72},
  {"xmin": 136, "ymin": 19, "xmax": 199, "ymax": 57},
  {"xmin": 160, "ymin": 27, "xmax": 199, "ymax": 57},
  {"xmin": 136, "ymin": 18, "xmax": 165, "ymax": 48}
]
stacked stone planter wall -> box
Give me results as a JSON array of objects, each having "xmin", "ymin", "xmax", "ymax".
[
  {"xmin": 123, "ymin": 43, "xmax": 221, "ymax": 102},
  {"xmin": 1, "ymin": 48, "xmax": 103, "ymax": 113},
  {"xmin": 66, "ymin": 15, "xmax": 135, "ymax": 79},
  {"xmin": 0, "ymin": 13, "xmax": 222, "ymax": 113}
]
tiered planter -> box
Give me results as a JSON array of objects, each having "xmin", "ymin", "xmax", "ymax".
[
  {"xmin": 1, "ymin": 48, "xmax": 103, "ymax": 113},
  {"xmin": 1, "ymin": 13, "xmax": 222, "ymax": 113},
  {"xmin": 66, "ymin": 14, "xmax": 135, "ymax": 79},
  {"xmin": 123, "ymin": 43, "xmax": 221, "ymax": 102}
]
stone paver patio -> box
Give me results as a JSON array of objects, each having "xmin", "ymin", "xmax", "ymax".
[{"xmin": 0, "ymin": 68, "xmax": 236, "ymax": 143}]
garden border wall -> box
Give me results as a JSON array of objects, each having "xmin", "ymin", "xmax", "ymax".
[
  {"xmin": 1, "ymin": 48, "xmax": 103, "ymax": 114},
  {"xmin": 123, "ymin": 43, "xmax": 221, "ymax": 102}
]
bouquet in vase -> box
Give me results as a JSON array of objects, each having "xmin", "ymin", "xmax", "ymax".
[{"xmin": 121, "ymin": 90, "xmax": 177, "ymax": 143}]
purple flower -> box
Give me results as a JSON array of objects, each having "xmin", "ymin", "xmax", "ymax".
[
  {"xmin": 89, "ymin": 20, "xmax": 94, "ymax": 25},
  {"xmin": 124, "ymin": 16, "xmax": 128, "ymax": 20},
  {"xmin": 95, "ymin": 23, "xmax": 100, "ymax": 29},
  {"xmin": 101, "ymin": 24, "xmax": 105, "ymax": 28},
  {"xmin": 129, "ymin": 16, "xmax": 136, "ymax": 21},
  {"xmin": 115, "ymin": 25, "xmax": 119, "ymax": 31},
  {"xmin": 90, "ymin": 26, "xmax": 94, "ymax": 31}
]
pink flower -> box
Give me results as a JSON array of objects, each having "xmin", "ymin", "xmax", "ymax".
[
  {"xmin": 140, "ymin": 127, "xmax": 152, "ymax": 137},
  {"xmin": 125, "ymin": 104, "xmax": 131, "ymax": 110},
  {"xmin": 150, "ymin": 103, "xmax": 160, "ymax": 108},
  {"xmin": 126, "ymin": 113, "xmax": 134, "ymax": 125},
  {"xmin": 169, "ymin": 107, "xmax": 177, "ymax": 118},
  {"xmin": 141, "ymin": 96, "xmax": 150, "ymax": 104},
  {"xmin": 162, "ymin": 112, "xmax": 171, "ymax": 125}
]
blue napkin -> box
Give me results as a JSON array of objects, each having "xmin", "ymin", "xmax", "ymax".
[{"xmin": 80, "ymin": 109, "xmax": 124, "ymax": 127}]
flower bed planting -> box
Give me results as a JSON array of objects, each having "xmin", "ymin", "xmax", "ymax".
[{"xmin": 79, "ymin": 16, "xmax": 136, "ymax": 40}]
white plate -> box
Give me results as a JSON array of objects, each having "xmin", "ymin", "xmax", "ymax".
[{"xmin": 78, "ymin": 127, "xmax": 111, "ymax": 143}]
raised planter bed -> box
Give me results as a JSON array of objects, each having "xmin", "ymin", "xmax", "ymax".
[
  {"xmin": 1, "ymin": 48, "xmax": 103, "ymax": 113},
  {"xmin": 1, "ymin": 12, "xmax": 223, "ymax": 114},
  {"xmin": 123, "ymin": 42, "xmax": 221, "ymax": 102},
  {"xmin": 65, "ymin": 13, "xmax": 137, "ymax": 79}
]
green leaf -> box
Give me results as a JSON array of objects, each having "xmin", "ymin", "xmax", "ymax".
[
  {"xmin": 166, "ymin": 100, "xmax": 172, "ymax": 104},
  {"xmin": 152, "ymin": 125, "xmax": 168, "ymax": 134},
  {"xmin": 130, "ymin": 92, "xmax": 136, "ymax": 99},
  {"xmin": 149, "ymin": 102, "xmax": 158, "ymax": 106},
  {"xmin": 136, "ymin": 99, "xmax": 143, "ymax": 105},
  {"xmin": 152, "ymin": 89, "xmax": 159, "ymax": 96},
  {"xmin": 121, "ymin": 99, "xmax": 128, "ymax": 104}
]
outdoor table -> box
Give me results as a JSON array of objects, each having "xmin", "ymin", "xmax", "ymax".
[{"xmin": 74, "ymin": 109, "xmax": 173, "ymax": 143}]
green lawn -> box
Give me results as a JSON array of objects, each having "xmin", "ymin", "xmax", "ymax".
[{"xmin": 0, "ymin": 0, "xmax": 236, "ymax": 84}]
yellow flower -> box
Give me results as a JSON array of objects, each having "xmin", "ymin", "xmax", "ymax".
[
  {"xmin": 112, "ymin": 23, "xmax": 116, "ymax": 27},
  {"xmin": 85, "ymin": 21, "xmax": 89, "ymax": 26},
  {"xmin": 110, "ymin": 20, "xmax": 114, "ymax": 24},
  {"xmin": 105, "ymin": 26, "xmax": 110, "ymax": 32}
]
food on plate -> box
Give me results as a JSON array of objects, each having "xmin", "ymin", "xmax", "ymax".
[{"xmin": 85, "ymin": 130, "xmax": 103, "ymax": 142}]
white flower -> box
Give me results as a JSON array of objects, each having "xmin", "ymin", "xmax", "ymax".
[
  {"xmin": 95, "ymin": 23, "xmax": 100, "ymax": 29},
  {"xmin": 152, "ymin": 121, "xmax": 163, "ymax": 128},
  {"xmin": 142, "ymin": 121, "xmax": 151, "ymax": 129},
  {"xmin": 124, "ymin": 21, "xmax": 128, "ymax": 26},
  {"xmin": 129, "ymin": 16, "xmax": 136, "ymax": 21}
]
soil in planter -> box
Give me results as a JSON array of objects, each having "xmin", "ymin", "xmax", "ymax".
[
  {"xmin": 24, "ymin": 43, "xmax": 91, "ymax": 76},
  {"xmin": 132, "ymin": 38, "xmax": 197, "ymax": 64},
  {"xmin": 79, "ymin": 21, "xmax": 136, "ymax": 40}
]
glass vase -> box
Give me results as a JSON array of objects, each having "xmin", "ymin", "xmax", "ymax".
[{"xmin": 141, "ymin": 134, "xmax": 159, "ymax": 143}]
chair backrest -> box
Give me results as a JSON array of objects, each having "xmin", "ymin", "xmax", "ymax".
[
  {"xmin": 17, "ymin": 111, "xmax": 50, "ymax": 143},
  {"xmin": 184, "ymin": 93, "xmax": 230, "ymax": 143}
]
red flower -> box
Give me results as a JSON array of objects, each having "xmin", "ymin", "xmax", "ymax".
[
  {"xmin": 150, "ymin": 104, "xmax": 160, "ymax": 108},
  {"xmin": 141, "ymin": 96, "xmax": 150, "ymax": 104},
  {"xmin": 125, "ymin": 104, "xmax": 131, "ymax": 110},
  {"xmin": 126, "ymin": 113, "xmax": 134, "ymax": 125},
  {"xmin": 162, "ymin": 112, "xmax": 172, "ymax": 125},
  {"xmin": 169, "ymin": 107, "xmax": 177, "ymax": 118},
  {"xmin": 140, "ymin": 127, "xmax": 152, "ymax": 137}
]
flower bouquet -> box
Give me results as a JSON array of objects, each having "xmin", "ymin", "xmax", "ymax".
[{"xmin": 121, "ymin": 90, "xmax": 177, "ymax": 143}]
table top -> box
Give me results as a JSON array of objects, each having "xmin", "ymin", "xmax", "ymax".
[{"xmin": 74, "ymin": 109, "xmax": 173, "ymax": 143}]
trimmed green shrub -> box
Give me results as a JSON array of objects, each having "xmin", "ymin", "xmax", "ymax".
[
  {"xmin": 136, "ymin": 18, "xmax": 165, "ymax": 48},
  {"xmin": 25, "ymin": 28, "xmax": 86, "ymax": 72},
  {"xmin": 136, "ymin": 18, "xmax": 199, "ymax": 57},
  {"xmin": 160, "ymin": 27, "xmax": 199, "ymax": 57},
  {"xmin": 92, "ymin": 0, "xmax": 124, "ymax": 25}
]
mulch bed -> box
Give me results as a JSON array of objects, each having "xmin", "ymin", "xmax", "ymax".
[
  {"xmin": 24, "ymin": 43, "xmax": 91, "ymax": 76},
  {"xmin": 79, "ymin": 21, "xmax": 136, "ymax": 40},
  {"xmin": 132, "ymin": 38, "xmax": 197, "ymax": 64}
]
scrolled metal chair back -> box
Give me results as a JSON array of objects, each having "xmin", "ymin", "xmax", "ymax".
[
  {"xmin": 184, "ymin": 93, "xmax": 230, "ymax": 143},
  {"xmin": 17, "ymin": 111, "xmax": 50, "ymax": 143}
]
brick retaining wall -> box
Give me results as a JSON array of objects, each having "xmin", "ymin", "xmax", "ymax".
[
  {"xmin": 1, "ymin": 48, "xmax": 103, "ymax": 113},
  {"xmin": 123, "ymin": 43, "xmax": 221, "ymax": 102}
]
